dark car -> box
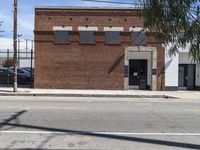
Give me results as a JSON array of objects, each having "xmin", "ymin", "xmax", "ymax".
[
  {"xmin": 21, "ymin": 67, "xmax": 34, "ymax": 82},
  {"xmin": 21, "ymin": 67, "xmax": 34, "ymax": 74},
  {"xmin": 0, "ymin": 68, "xmax": 9, "ymax": 84},
  {"xmin": 7, "ymin": 67, "xmax": 32, "ymax": 84},
  {"xmin": 20, "ymin": 67, "xmax": 34, "ymax": 80}
]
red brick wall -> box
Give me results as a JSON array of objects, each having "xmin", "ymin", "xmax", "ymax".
[{"xmin": 34, "ymin": 8, "xmax": 165, "ymax": 90}]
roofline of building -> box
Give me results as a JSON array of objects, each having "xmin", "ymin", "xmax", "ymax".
[{"xmin": 35, "ymin": 6, "xmax": 141, "ymax": 11}]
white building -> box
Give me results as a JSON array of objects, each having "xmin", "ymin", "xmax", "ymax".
[{"xmin": 165, "ymin": 46, "xmax": 200, "ymax": 90}]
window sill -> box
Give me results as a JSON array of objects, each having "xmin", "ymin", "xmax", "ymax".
[
  {"xmin": 54, "ymin": 42, "xmax": 70, "ymax": 45},
  {"xmin": 79, "ymin": 43, "xmax": 96, "ymax": 45}
]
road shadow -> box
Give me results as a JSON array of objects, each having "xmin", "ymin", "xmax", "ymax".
[
  {"xmin": 0, "ymin": 110, "xmax": 27, "ymax": 130},
  {"xmin": 108, "ymin": 52, "xmax": 125, "ymax": 74},
  {"xmin": 1, "ymin": 110, "xmax": 200, "ymax": 149},
  {"xmin": 3, "ymin": 123, "xmax": 200, "ymax": 149}
]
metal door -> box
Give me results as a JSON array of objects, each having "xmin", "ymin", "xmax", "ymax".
[
  {"xmin": 178, "ymin": 66, "xmax": 185, "ymax": 87},
  {"xmin": 178, "ymin": 64, "xmax": 195, "ymax": 90},
  {"xmin": 187, "ymin": 64, "xmax": 195, "ymax": 90},
  {"xmin": 129, "ymin": 60, "xmax": 147, "ymax": 90}
]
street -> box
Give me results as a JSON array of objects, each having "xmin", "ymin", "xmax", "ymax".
[{"xmin": 0, "ymin": 96, "xmax": 200, "ymax": 149}]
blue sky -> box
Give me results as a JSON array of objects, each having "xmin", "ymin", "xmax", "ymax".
[
  {"xmin": 0, "ymin": 0, "xmax": 133, "ymax": 49},
  {"xmin": 0, "ymin": 0, "xmax": 199, "ymax": 49},
  {"xmin": 0, "ymin": 0, "xmax": 134, "ymax": 49}
]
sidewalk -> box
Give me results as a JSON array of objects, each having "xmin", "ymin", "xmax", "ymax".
[{"xmin": 0, "ymin": 87, "xmax": 200, "ymax": 99}]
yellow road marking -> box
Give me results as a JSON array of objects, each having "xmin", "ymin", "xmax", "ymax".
[{"xmin": 187, "ymin": 109, "xmax": 200, "ymax": 112}]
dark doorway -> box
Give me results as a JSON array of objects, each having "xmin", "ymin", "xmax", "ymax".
[
  {"xmin": 129, "ymin": 59, "xmax": 148, "ymax": 90},
  {"xmin": 178, "ymin": 64, "xmax": 196, "ymax": 90}
]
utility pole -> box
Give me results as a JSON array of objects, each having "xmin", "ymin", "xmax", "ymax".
[
  {"xmin": 17, "ymin": 34, "xmax": 22, "ymax": 67},
  {"xmin": 13, "ymin": 0, "xmax": 18, "ymax": 92}
]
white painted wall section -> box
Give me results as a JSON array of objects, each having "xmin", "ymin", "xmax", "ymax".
[
  {"xmin": 104, "ymin": 27, "xmax": 124, "ymax": 31},
  {"xmin": 179, "ymin": 52, "xmax": 200, "ymax": 86},
  {"xmin": 129, "ymin": 27, "xmax": 143, "ymax": 32},
  {"xmin": 53, "ymin": 26, "xmax": 73, "ymax": 31},
  {"xmin": 179, "ymin": 52, "xmax": 193, "ymax": 64},
  {"xmin": 165, "ymin": 52, "xmax": 179, "ymax": 87},
  {"xmin": 78, "ymin": 26, "xmax": 98, "ymax": 31}
]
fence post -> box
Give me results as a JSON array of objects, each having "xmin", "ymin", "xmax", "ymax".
[
  {"xmin": 30, "ymin": 48, "xmax": 33, "ymax": 88},
  {"xmin": 7, "ymin": 49, "xmax": 9, "ymax": 61},
  {"xmin": 6, "ymin": 49, "xmax": 10, "ymax": 87}
]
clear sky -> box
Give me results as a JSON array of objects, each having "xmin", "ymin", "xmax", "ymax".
[
  {"xmin": 0, "ymin": 0, "xmax": 199, "ymax": 49},
  {"xmin": 0, "ymin": 0, "xmax": 133, "ymax": 49}
]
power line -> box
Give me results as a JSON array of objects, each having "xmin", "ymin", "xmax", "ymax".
[
  {"xmin": 81, "ymin": 0, "xmax": 199, "ymax": 9},
  {"xmin": 81, "ymin": 0, "xmax": 142, "ymax": 5}
]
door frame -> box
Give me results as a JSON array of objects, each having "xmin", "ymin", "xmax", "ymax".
[
  {"xmin": 124, "ymin": 46, "xmax": 157, "ymax": 91},
  {"xmin": 178, "ymin": 64, "xmax": 196, "ymax": 90}
]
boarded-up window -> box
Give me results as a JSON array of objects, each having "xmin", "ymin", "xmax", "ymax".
[
  {"xmin": 80, "ymin": 31, "xmax": 96, "ymax": 44},
  {"xmin": 105, "ymin": 31, "xmax": 121, "ymax": 44},
  {"xmin": 131, "ymin": 32, "xmax": 147, "ymax": 45},
  {"xmin": 54, "ymin": 31, "xmax": 70, "ymax": 44}
]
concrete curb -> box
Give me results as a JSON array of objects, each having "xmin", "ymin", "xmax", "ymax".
[{"xmin": 0, "ymin": 93, "xmax": 177, "ymax": 99}]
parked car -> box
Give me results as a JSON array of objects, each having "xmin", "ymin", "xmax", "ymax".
[
  {"xmin": 0, "ymin": 68, "xmax": 9, "ymax": 84},
  {"xmin": 7, "ymin": 67, "xmax": 32, "ymax": 84},
  {"xmin": 21, "ymin": 67, "xmax": 34, "ymax": 78},
  {"xmin": 21, "ymin": 67, "xmax": 34, "ymax": 82},
  {"xmin": 21, "ymin": 67, "xmax": 34, "ymax": 74}
]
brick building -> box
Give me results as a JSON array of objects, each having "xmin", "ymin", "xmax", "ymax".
[{"xmin": 34, "ymin": 7, "xmax": 165, "ymax": 90}]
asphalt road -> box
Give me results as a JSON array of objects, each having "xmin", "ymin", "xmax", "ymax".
[{"xmin": 0, "ymin": 96, "xmax": 200, "ymax": 149}]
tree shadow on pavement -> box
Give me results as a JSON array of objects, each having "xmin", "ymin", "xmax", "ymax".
[
  {"xmin": 1, "ymin": 110, "xmax": 200, "ymax": 149},
  {"xmin": 0, "ymin": 110, "xmax": 27, "ymax": 130},
  {"xmin": 3, "ymin": 124, "xmax": 200, "ymax": 149}
]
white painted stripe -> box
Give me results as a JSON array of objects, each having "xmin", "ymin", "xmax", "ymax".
[
  {"xmin": 53, "ymin": 26, "xmax": 72, "ymax": 31},
  {"xmin": 0, "ymin": 106, "xmax": 78, "ymax": 110},
  {"xmin": 95, "ymin": 132, "xmax": 200, "ymax": 136},
  {"xmin": 104, "ymin": 27, "xmax": 124, "ymax": 32},
  {"xmin": 78, "ymin": 26, "xmax": 98, "ymax": 31},
  {"xmin": 129, "ymin": 27, "xmax": 143, "ymax": 32},
  {"xmin": 129, "ymin": 27, "xmax": 150, "ymax": 32},
  {"xmin": 1, "ymin": 131, "xmax": 200, "ymax": 136}
]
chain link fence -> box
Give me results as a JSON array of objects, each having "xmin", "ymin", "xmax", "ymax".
[{"xmin": 0, "ymin": 49, "xmax": 34, "ymax": 88}]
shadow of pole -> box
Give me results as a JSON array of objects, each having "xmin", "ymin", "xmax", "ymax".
[
  {"xmin": 108, "ymin": 53, "xmax": 125, "ymax": 74},
  {"xmin": 0, "ymin": 110, "xmax": 27, "ymax": 129},
  {"xmin": 3, "ymin": 122, "xmax": 200, "ymax": 150},
  {"xmin": 1, "ymin": 110, "xmax": 200, "ymax": 149}
]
